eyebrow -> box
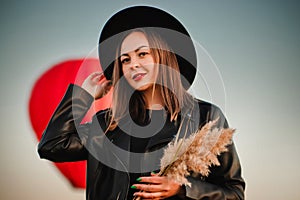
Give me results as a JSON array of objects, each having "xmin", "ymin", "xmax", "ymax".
[{"xmin": 120, "ymin": 45, "xmax": 149, "ymax": 57}]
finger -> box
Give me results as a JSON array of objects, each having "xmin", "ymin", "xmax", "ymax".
[
  {"xmin": 143, "ymin": 198, "xmax": 160, "ymax": 200},
  {"xmin": 94, "ymin": 80, "xmax": 112, "ymax": 99},
  {"xmin": 151, "ymin": 171, "xmax": 159, "ymax": 176},
  {"xmin": 137, "ymin": 176, "xmax": 165, "ymax": 184},
  {"xmin": 100, "ymin": 81, "xmax": 112, "ymax": 94},
  {"xmin": 93, "ymin": 73, "xmax": 105, "ymax": 82},
  {"xmin": 134, "ymin": 191, "xmax": 164, "ymax": 199},
  {"xmin": 88, "ymin": 71, "xmax": 103, "ymax": 81},
  {"xmin": 132, "ymin": 184, "xmax": 165, "ymax": 192},
  {"xmin": 89, "ymin": 71, "xmax": 102, "ymax": 77},
  {"xmin": 133, "ymin": 191, "xmax": 163, "ymax": 199},
  {"xmin": 101, "ymin": 80, "xmax": 112, "ymax": 88}
]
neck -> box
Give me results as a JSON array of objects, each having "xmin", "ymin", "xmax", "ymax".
[{"xmin": 143, "ymin": 85, "xmax": 164, "ymax": 110}]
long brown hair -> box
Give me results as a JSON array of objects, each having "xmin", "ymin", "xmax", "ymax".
[{"xmin": 107, "ymin": 28, "xmax": 193, "ymax": 130}]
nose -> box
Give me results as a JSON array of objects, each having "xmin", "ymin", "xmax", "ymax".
[{"xmin": 130, "ymin": 56, "xmax": 140, "ymax": 70}]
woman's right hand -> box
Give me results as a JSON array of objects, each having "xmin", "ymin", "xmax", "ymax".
[{"xmin": 81, "ymin": 72, "xmax": 112, "ymax": 99}]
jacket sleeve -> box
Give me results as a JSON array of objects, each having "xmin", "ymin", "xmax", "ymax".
[
  {"xmin": 182, "ymin": 104, "xmax": 245, "ymax": 199},
  {"xmin": 37, "ymin": 84, "xmax": 94, "ymax": 162}
]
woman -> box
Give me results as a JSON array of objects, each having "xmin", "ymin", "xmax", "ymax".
[{"xmin": 38, "ymin": 6, "xmax": 245, "ymax": 200}]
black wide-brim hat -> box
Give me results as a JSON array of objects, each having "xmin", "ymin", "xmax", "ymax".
[{"xmin": 98, "ymin": 6, "xmax": 197, "ymax": 89}]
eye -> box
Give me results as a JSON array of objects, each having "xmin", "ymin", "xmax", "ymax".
[
  {"xmin": 121, "ymin": 57, "xmax": 130, "ymax": 64},
  {"xmin": 139, "ymin": 52, "xmax": 148, "ymax": 57}
]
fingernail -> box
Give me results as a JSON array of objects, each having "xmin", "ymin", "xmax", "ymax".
[
  {"xmin": 131, "ymin": 185, "xmax": 137, "ymax": 189},
  {"xmin": 136, "ymin": 177, "xmax": 142, "ymax": 182}
]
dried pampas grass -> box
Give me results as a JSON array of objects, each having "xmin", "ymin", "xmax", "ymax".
[
  {"xmin": 159, "ymin": 119, "xmax": 235, "ymax": 187},
  {"xmin": 132, "ymin": 119, "xmax": 235, "ymax": 199}
]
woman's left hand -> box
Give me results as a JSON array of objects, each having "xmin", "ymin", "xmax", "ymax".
[{"xmin": 132, "ymin": 173, "xmax": 182, "ymax": 199}]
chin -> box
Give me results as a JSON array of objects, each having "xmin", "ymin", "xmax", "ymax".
[{"xmin": 132, "ymin": 83, "xmax": 154, "ymax": 91}]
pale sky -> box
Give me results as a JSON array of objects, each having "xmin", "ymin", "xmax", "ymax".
[{"xmin": 0, "ymin": 0, "xmax": 299, "ymax": 199}]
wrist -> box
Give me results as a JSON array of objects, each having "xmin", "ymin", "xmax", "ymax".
[{"xmin": 81, "ymin": 85, "xmax": 95, "ymax": 98}]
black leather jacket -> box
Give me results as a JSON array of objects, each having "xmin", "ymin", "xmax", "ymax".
[{"xmin": 38, "ymin": 84, "xmax": 245, "ymax": 199}]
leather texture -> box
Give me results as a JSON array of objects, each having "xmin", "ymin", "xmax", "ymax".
[{"xmin": 38, "ymin": 84, "xmax": 245, "ymax": 199}]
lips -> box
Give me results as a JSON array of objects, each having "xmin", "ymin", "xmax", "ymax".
[{"xmin": 132, "ymin": 72, "xmax": 146, "ymax": 81}]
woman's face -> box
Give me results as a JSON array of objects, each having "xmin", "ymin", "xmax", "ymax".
[{"xmin": 120, "ymin": 31, "xmax": 157, "ymax": 91}]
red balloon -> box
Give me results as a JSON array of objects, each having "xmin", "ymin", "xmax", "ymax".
[{"xmin": 29, "ymin": 58, "xmax": 112, "ymax": 188}]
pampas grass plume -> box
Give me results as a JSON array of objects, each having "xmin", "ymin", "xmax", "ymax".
[{"xmin": 159, "ymin": 119, "xmax": 235, "ymax": 186}]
